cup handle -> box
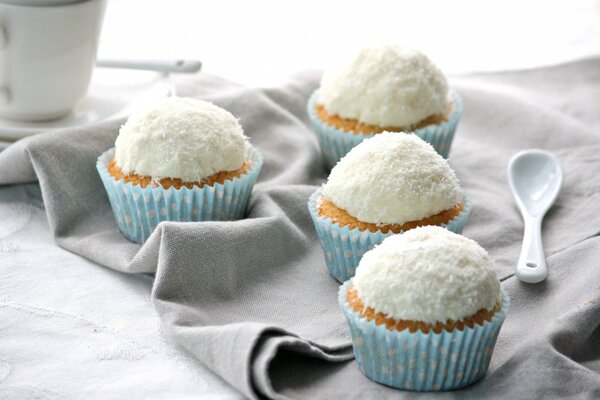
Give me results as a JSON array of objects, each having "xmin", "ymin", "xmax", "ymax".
[
  {"xmin": 0, "ymin": 24, "xmax": 10, "ymax": 104},
  {"xmin": 0, "ymin": 24, "xmax": 6, "ymax": 49}
]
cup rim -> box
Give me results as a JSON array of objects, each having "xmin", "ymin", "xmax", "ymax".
[{"xmin": 0, "ymin": 0, "xmax": 101, "ymax": 8}]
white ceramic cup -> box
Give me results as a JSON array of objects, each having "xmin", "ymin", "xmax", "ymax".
[{"xmin": 0, "ymin": 0, "xmax": 107, "ymax": 121}]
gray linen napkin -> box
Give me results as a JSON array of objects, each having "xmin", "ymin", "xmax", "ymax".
[{"xmin": 1, "ymin": 59, "xmax": 600, "ymax": 398}]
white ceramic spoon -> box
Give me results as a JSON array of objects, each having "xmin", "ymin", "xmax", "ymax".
[{"xmin": 508, "ymin": 150, "xmax": 563, "ymax": 283}]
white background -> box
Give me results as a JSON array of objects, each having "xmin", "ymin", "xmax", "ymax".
[{"xmin": 98, "ymin": 0, "xmax": 600, "ymax": 87}]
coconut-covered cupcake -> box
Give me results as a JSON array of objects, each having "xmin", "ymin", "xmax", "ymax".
[
  {"xmin": 308, "ymin": 132, "xmax": 471, "ymax": 282},
  {"xmin": 307, "ymin": 45, "xmax": 462, "ymax": 169},
  {"xmin": 339, "ymin": 226, "xmax": 509, "ymax": 391},
  {"xmin": 97, "ymin": 97, "xmax": 263, "ymax": 243}
]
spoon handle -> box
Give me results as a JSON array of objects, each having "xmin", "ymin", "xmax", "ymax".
[
  {"xmin": 516, "ymin": 216, "xmax": 547, "ymax": 283},
  {"xmin": 96, "ymin": 59, "xmax": 202, "ymax": 74}
]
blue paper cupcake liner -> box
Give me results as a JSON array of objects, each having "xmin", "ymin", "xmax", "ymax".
[
  {"xmin": 308, "ymin": 188, "xmax": 472, "ymax": 283},
  {"xmin": 97, "ymin": 146, "xmax": 263, "ymax": 243},
  {"xmin": 339, "ymin": 281, "xmax": 509, "ymax": 391},
  {"xmin": 307, "ymin": 89, "xmax": 463, "ymax": 169}
]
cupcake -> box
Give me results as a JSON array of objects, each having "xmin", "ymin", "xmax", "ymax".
[
  {"xmin": 308, "ymin": 132, "xmax": 471, "ymax": 282},
  {"xmin": 308, "ymin": 45, "xmax": 462, "ymax": 169},
  {"xmin": 97, "ymin": 97, "xmax": 263, "ymax": 243},
  {"xmin": 339, "ymin": 226, "xmax": 509, "ymax": 391}
]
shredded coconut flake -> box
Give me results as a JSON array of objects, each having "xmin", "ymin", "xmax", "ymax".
[
  {"xmin": 115, "ymin": 97, "xmax": 248, "ymax": 181},
  {"xmin": 322, "ymin": 132, "xmax": 462, "ymax": 225},
  {"xmin": 319, "ymin": 45, "xmax": 448, "ymax": 127},
  {"xmin": 353, "ymin": 226, "xmax": 501, "ymax": 323}
]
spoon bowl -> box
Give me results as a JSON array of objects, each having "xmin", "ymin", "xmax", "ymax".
[{"xmin": 508, "ymin": 150, "xmax": 563, "ymax": 283}]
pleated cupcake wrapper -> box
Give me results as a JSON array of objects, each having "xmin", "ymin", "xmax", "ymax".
[
  {"xmin": 307, "ymin": 89, "xmax": 463, "ymax": 169},
  {"xmin": 308, "ymin": 188, "xmax": 472, "ymax": 283},
  {"xmin": 97, "ymin": 146, "xmax": 263, "ymax": 244},
  {"xmin": 339, "ymin": 281, "xmax": 509, "ymax": 391}
]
